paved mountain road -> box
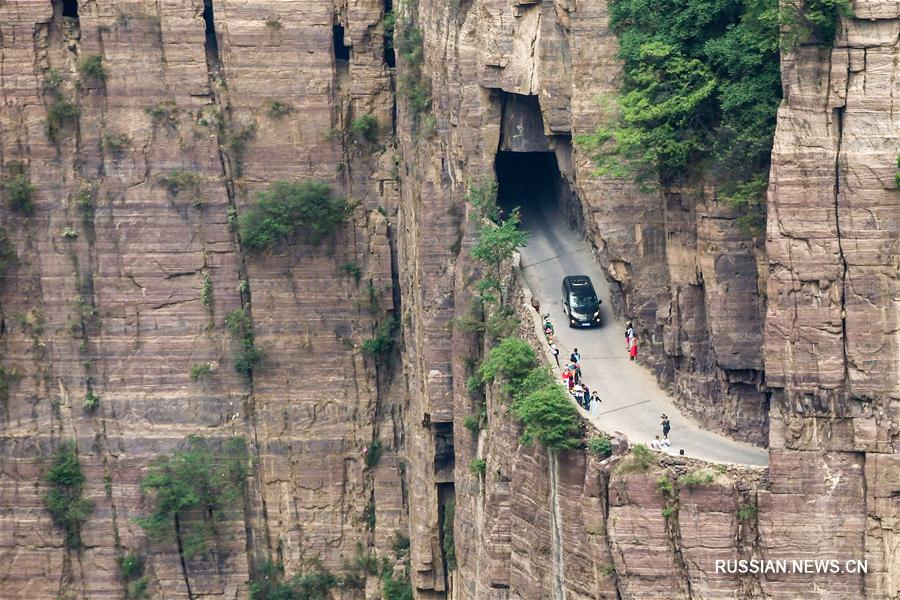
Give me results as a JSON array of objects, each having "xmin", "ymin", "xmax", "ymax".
[{"xmin": 516, "ymin": 201, "xmax": 768, "ymax": 467}]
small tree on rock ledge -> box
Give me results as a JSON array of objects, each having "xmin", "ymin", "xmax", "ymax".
[{"xmin": 239, "ymin": 180, "xmax": 353, "ymax": 251}]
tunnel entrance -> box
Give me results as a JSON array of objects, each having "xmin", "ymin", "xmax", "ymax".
[
  {"xmin": 494, "ymin": 91, "xmax": 582, "ymax": 231},
  {"xmin": 495, "ymin": 151, "xmax": 563, "ymax": 215}
]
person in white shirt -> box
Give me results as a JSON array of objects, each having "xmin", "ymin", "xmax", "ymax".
[
  {"xmin": 650, "ymin": 436, "xmax": 662, "ymax": 450},
  {"xmin": 660, "ymin": 437, "xmax": 671, "ymax": 450}
]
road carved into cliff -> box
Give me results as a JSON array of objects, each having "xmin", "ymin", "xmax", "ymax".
[{"xmin": 517, "ymin": 201, "xmax": 768, "ymax": 466}]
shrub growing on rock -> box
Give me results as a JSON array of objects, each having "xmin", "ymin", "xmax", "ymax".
[
  {"xmin": 588, "ymin": 435, "xmax": 613, "ymax": 459},
  {"xmin": 248, "ymin": 559, "xmax": 338, "ymax": 600},
  {"xmin": 46, "ymin": 96, "xmax": 80, "ymax": 143},
  {"xmin": 511, "ymin": 383, "xmax": 582, "ymax": 450},
  {"xmin": 239, "ymin": 180, "xmax": 352, "ymax": 250},
  {"xmin": 136, "ymin": 436, "xmax": 248, "ymax": 559},
  {"xmin": 479, "ymin": 338, "xmax": 582, "ymax": 450},
  {"xmin": 3, "ymin": 172, "xmax": 35, "ymax": 214},
  {"xmin": 616, "ymin": 443, "xmax": 656, "ymax": 474},
  {"xmin": 477, "ymin": 337, "xmax": 538, "ymax": 386},
  {"xmin": 350, "ymin": 114, "xmax": 379, "ymax": 144},
  {"xmin": 78, "ymin": 54, "xmax": 107, "ymax": 84},
  {"xmin": 362, "ymin": 317, "xmax": 397, "ymax": 357},
  {"xmin": 225, "ymin": 308, "xmax": 263, "ymax": 375},
  {"xmin": 44, "ymin": 441, "xmax": 93, "ymax": 547}
]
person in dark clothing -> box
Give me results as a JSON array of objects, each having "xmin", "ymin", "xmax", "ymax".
[
  {"xmin": 551, "ymin": 344, "xmax": 560, "ymax": 366},
  {"xmin": 582, "ymin": 385, "xmax": 591, "ymax": 409},
  {"xmin": 661, "ymin": 414, "xmax": 671, "ymax": 438}
]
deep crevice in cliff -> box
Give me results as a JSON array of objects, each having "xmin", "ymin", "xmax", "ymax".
[{"xmin": 832, "ymin": 105, "xmax": 850, "ymax": 384}]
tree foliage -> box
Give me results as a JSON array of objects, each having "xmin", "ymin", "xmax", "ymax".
[
  {"xmin": 477, "ymin": 337, "xmax": 538, "ymax": 386},
  {"xmin": 577, "ymin": 0, "xmax": 849, "ymax": 232},
  {"xmin": 44, "ymin": 441, "xmax": 93, "ymax": 547},
  {"xmin": 239, "ymin": 181, "xmax": 352, "ymax": 251},
  {"xmin": 512, "ymin": 381, "xmax": 582, "ymax": 450},
  {"xmin": 479, "ymin": 339, "xmax": 582, "ymax": 450},
  {"xmin": 471, "ymin": 211, "xmax": 528, "ymax": 270},
  {"xmin": 136, "ymin": 436, "xmax": 248, "ymax": 559}
]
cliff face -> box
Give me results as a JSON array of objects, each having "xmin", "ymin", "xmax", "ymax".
[
  {"xmin": 1, "ymin": 0, "xmax": 403, "ymax": 597},
  {"xmin": 0, "ymin": 0, "xmax": 897, "ymax": 599},
  {"xmin": 763, "ymin": 1, "xmax": 900, "ymax": 596},
  {"xmin": 398, "ymin": 0, "xmax": 898, "ymax": 598}
]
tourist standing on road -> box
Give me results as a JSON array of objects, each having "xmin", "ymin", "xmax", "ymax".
[
  {"xmin": 625, "ymin": 321, "xmax": 634, "ymax": 349},
  {"xmin": 629, "ymin": 336, "xmax": 638, "ymax": 361},
  {"xmin": 661, "ymin": 414, "xmax": 671, "ymax": 438},
  {"xmin": 551, "ymin": 344, "xmax": 560, "ymax": 366},
  {"xmin": 581, "ymin": 384, "xmax": 591, "ymax": 409},
  {"xmin": 590, "ymin": 391, "xmax": 600, "ymax": 407},
  {"xmin": 571, "ymin": 348, "xmax": 581, "ymax": 363}
]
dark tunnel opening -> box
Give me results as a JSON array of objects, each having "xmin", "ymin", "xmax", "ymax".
[
  {"xmin": 383, "ymin": 0, "xmax": 396, "ymax": 68},
  {"xmin": 62, "ymin": 0, "xmax": 78, "ymax": 18},
  {"xmin": 495, "ymin": 151, "xmax": 564, "ymax": 219},
  {"xmin": 333, "ymin": 25, "xmax": 351, "ymax": 61},
  {"xmin": 202, "ymin": 0, "xmax": 220, "ymax": 66}
]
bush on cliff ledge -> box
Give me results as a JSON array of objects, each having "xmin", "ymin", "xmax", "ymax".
[
  {"xmin": 136, "ymin": 436, "xmax": 248, "ymax": 559},
  {"xmin": 239, "ymin": 181, "xmax": 352, "ymax": 251},
  {"xmin": 44, "ymin": 441, "xmax": 93, "ymax": 548},
  {"xmin": 479, "ymin": 338, "xmax": 582, "ymax": 450}
]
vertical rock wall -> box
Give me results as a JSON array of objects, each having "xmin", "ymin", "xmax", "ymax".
[
  {"xmin": 396, "ymin": 0, "xmax": 897, "ymax": 598},
  {"xmin": 0, "ymin": 0, "xmax": 403, "ymax": 597},
  {"xmin": 762, "ymin": 2, "xmax": 900, "ymax": 598}
]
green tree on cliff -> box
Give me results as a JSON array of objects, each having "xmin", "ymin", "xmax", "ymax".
[{"xmin": 577, "ymin": 0, "xmax": 850, "ymax": 234}]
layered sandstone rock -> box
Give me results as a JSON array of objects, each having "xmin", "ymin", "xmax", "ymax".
[
  {"xmin": 0, "ymin": 0, "xmax": 896, "ymax": 598},
  {"xmin": 763, "ymin": 2, "xmax": 900, "ymax": 598},
  {"xmin": 0, "ymin": 0, "xmax": 400, "ymax": 597}
]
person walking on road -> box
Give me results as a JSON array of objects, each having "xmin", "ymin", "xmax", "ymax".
[
  {"xmin": 582, "ymin": 384, "xmax": 591, "ymax": 409},
  {"xmin": 590, "ymin": 391, "xmax": 600, "ymax": 407},
  {"xmin": 661, "ymin": 414, "xmax": 671, "ymax": 439},
  {"xmin": 629, "ymin": 336, "xmax": 638, "ymax": 361},
  {"xmin": 571, "ymin": 348, "xmax": 581, "ymax": 363},
  {"xmin": 550, "ymin": 344, "xmax": 560, "ymax": 366}
]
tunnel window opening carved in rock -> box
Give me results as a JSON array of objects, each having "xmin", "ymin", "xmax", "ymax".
[
  {"xmin": 436, "ymin": 481, "xmax": 455, "ymax": 587},
  {"xmin": 432, "ymin": 422, "xmax": 455, "ymax": 481},
  {"xmin": 383, "ymin": 0, "xmax": 396, "ymax": 68},
  {"xmin": 202, "ymin": 0, "xmax": 220, "ymax": 68},
  {"xmin": 333, "ymin": 25, "xmax": 351, "ymax": 61},
  {"xmin": 61, "ymin": 0, "xmax": 78, "ymax": 19}
]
